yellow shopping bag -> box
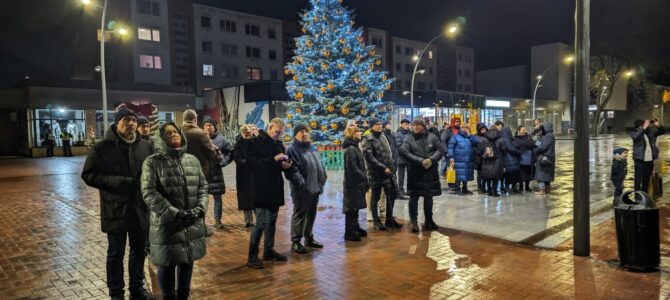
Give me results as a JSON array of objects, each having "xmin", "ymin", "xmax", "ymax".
[{"xmin": 446, "ymin": 161, "xmax": 456, "ymax": 184}]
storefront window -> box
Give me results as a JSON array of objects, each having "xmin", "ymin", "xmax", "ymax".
[
  {"xmin": 479, "ymin": 109, "xmax": 503, "ymax": 127},
  {"xmin": 33, "ymin": 109, "xmax": 86, "ymax": 147},
  {"xmin": 158, "ymin": 111, "xmax": 174, "ymax": 123},
  {"xmin": 95, "ymin": 111, "xmax": 116, "ymax": 138}
]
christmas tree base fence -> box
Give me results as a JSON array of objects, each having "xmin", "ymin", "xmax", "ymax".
[{"xmin": 318, "ymin": 145, "xmax": 343, "ymax": 170}]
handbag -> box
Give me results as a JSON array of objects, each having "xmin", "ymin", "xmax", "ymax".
[
  {"xmin": 446, "ymin": 161, "xmax": 456, "ymax": 184},
  {"xmin": 539, "ymin": 155, "xmax": 553, "ymax": 167}
]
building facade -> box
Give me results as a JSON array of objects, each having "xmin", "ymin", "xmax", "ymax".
[
  {"xmin": 389, "ymin": 36, "xmax": 438, "ymax": 92},
  {"xmin": 437, "ymin": 45, "xmax": 475, "ymax": 93}
]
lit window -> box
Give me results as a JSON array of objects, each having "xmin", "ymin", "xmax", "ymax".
[
  {"xmin": 203, "ymin": 64, "xmax": 214, "ymax": 77},
  {"xmin": 138, "ymin": 27, "xmax": 160, "ymax": 42},
  {"xmin": 246, "ymin": 67, "xmax": 262, "ymax": 80},
  {"xmin": 139, "ymin": 55, "xmax": 162, "ymax": 69},
  {"xmin": 428, "ymin": 50, "xmax": 433, "ymax": 59}
]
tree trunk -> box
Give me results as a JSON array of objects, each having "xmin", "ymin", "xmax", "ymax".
[{"xmin": 591, "ymin": 107, "xmax": 603, "ymax": 137}]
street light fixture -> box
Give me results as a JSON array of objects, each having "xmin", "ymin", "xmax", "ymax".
[
  {"xmin": 80, "ymin": 0, "xmax": 91, "ymax": 4},
  {"xmin": 118, "ymin": 27, "xmax": 128, "ymax": 35},
  {"xmin": 410, "ymin": 22, "xmax": 462, "ymax": 120},
  {"xmin": 532, "ymin": 54, "xmax": 575, "ymax": 120}
]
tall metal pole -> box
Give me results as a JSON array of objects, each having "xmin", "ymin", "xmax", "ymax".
[
  {"xmin": 573, "ymin": 0, "xmax": 590, "ymax": 257},
  {"xmin": 410, "ymin": 33, "xmax": 445, "ymax": 120},
  {"xmin": 100, "ymin": 0, "xmax": 109, "ymax": 130},
  {"xmin": 532, "ymin": 62, "xmax": 559, "ymax": 120}
]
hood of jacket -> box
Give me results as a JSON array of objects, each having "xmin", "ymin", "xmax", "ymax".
[
  {"xmin": 342, "ymin": 138, "xmax": 360, "ymax": 149},
  {"xmin": 542, "ymin": 122, "xmax": 554, "ymax": 134},
  {"xmin": 476, "ymin": 123, "xmax": 487, "ymax": 136},
  {"xmin": 501, "ymin": 127, "xmax": 514, "ymax": 139},
  {"xmin": 153, "ymin": 121, "xmax": 188, "ymax": 158},
  {"xmin": 449, "ymin": 118, "xmax": 461, "ymax": 135},
  {"xmin": 485, "ymin": 128, "xmax": 502, "ymax": 141}
]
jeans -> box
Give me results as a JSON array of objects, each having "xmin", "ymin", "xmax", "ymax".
[
  {"xmin": 106, "ymin": 226, "xmax": 147, "ymax": 297},
  {"xmin": 248, "ymin": 207, "xmax": 279, "ymax": 258},
  {"xmin": 397, "ymin": 164, "xmax": 407, "ymax": 192},
  {"xmin": 291, "ymin": 194, "xmax": 319, "ymax": 242},
  {"xmin": 243, "ymin": 210, "xmax": 254, "ymax": 224},
  {"xmin": 634, "ymin": 160, "xmax": 653, "ymax": 192},
  {"xmin": 62, "ymin": 140, "xmax": 72, "ymax": 156},
  {"xmin": 408, "ymin": 196, "xmax": 433, "ymax": 224},
  {"xmin": 157, "ymin": 263, "xmax": 194, "ymax": 300},
  {"xmin": 371, "ymin": 183, "xmax": 395, "ymax": 222},
  {"xmin": 344, "ymin": 209, "xmax": 360, "ymax": 233},
  {"xmin": 212, "ymin": 193, "xmax": 223, "ymax": 222}
]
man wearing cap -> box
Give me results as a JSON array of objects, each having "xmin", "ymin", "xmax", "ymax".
[
  {"xmin": 286, "ymin": 124, "xmax": 328, "ymax": 254},
  {"xmin": 361, "ymin": 117, "xmax": 400, "ymax": 231},
  {"xmin": 203, "ymin": 118, "xmax": 234, "ymax": 229},
  {"xmin": 182, "ymin": 109, "xmax": 219, "ymax": 237},
  {"xmin": 137, "ymin": 116, "xmax": 152, "ymax": 142},
  {"xmin": 395, "ymin": 119, "xmax": 411, "ymax": 197},
  {"xmin": 399, "ymin": 118, "xmax": 442, "ymax": 232},
  {"xmin": 81, "ymin": 108, "xmax": 154, "ymax": 300}
]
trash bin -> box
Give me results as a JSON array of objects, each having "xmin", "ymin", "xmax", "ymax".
[{"xmin": 614, "ymin": 190, "xmax": 660, "ymax": 271}]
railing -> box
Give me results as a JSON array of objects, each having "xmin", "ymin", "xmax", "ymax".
[{"xmin": 317, "ymin": 145, "xmax": 344, "ymax": 170}]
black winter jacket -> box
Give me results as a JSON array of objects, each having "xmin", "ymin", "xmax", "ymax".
[
  {"xmin": 501, "ymin": 127, "xmax": 522, "ymax": 173},
  {"xmin": 611, "ymin": 156, "xmax": 628, "ymax": 183},
  {"xmin": 233, "ymin": 134, "xmax": 254, "ymax": 210},
  {"xmin": 81, "ymin": 125, "xmax": 153, "ymax": 233},
  {"xmin": 246, "ymin": 130, "xmax": 291, "ymax": 209},
  {"xmin": 480, "ymin": 129, "xmax": 505, "ymax": 179},
  {"xmin": 342, "ymin": 138, "xmax": 368, "ymax": 213},
  {"xmin": 286, "ymin": 141, "xmax": 327, "ymax": 200},
  {"xmin": 361, "ymin": 131, "xmax": 395, "ymax": 188},
  {"xmin": 207, "ymin": 131, "xmax": 233, "ymax": 194},
  {"xmin": 399, "ymin": 131, "xmax": 443, "ymax": 197},
  {"xmin": 630, "ymin": 125, "xmax": 665, "ymax": 161}
]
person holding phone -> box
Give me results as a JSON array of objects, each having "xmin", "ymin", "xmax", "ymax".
[
  {"xmin": 245, "ymin": 118, "xmax": 294, "ymax": 269},
  {"xmin": 631, "ymin": 119, "xmax": 665, "ymax": 192},
  {"xmin": 286, "ymin": 124, "xmax": 328, "ymax": 254}
]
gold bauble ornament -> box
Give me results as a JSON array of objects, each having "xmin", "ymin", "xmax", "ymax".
[
  {"xmin": 322, "ymin": 50, "xmax": 330, "ymax": 57},
  {"xmin": 319, "ymin": 87, "xmax": 326, "ymax": 93},
  {"xmin": 341, "ymin": 106, "xmax": 349, "ymax": 115},
  {"xmin": 338, "ymin": 0, "xmax": 343, "ymax": 3},
  {"xmin": 305, "ymin": 40, "xmax": 312, "ymax": 47},
  {"xmin": 327, "ymin": 82, "xmax": 334, "ymax": 90},
  {"xmin": 369, "ymin": 49, "xmax": 376, "ymax": 56},
  {"xmin": 338, "ymin": 38, "xmax": 345, "ymax": 44},
  {"xmin": 360, "ymin": 86, "xmax": 367, "ymax": 93},
  {"xmin": 385, "ymin": 83, "xmax": 391, "ymax": 90},
  {"xmin": 296, "ymin": 107, "xmax": 303, "ymax": 113},
  {"xmin": 320, "ymin": 124, "xmax": 328, "ymax": 131},
  {"xmin": 377, "ymin": 92, "xmax": 384, "ymax": 99},
  {"xmin": 337, "ymin": 63, "xmax": 344, "ymax": 70},
  {"xmin": 382, "ymin": 74, "xmax": 387, "ymax": 80},
  {"xmin": 284, "ymin": 135, "xmax": 292, "ymax": 142},
  {"xmin": 360, "ymin": 108, "xmax": 367, "ymax": 115},
  {"xmin": 284, "ymin": 68, "xmax": 290, "ymax": 76},
  {"xmin": 356, "ymin": 53, "xmax": 362, "ymax": 60},
  {"xmin": 330, "ymin": 123, "xmax": 338, "ymax": 130},
  {"xmin": 375, "ymin": 59, "xmax": 382, "ymax": 66},
  {"xmin": 297, "ymin": 56, "xmax": 304, "ymax": 63},
  {"xmin": 295, "ymin": 92, "xmax": 304, "ymax": 100},
  {"xmin": 310, "ymin": 120, "xmax": 318, "ymax": 129},
  {"xmin": 353, "ymin": 76, "xmax": 360, "ymax": 84},
  {"xmin": 327, "ymin": 104, "xmax": 335, "ymax": 113},
  {"xmin": 357, "ymin": 36, "xmax": 364, "ymax": 44},
  {"xmin": 334, "ymin": 139, "xmax": 341, "ymax": 146},
  {"xmin": 287, "ymin": 122, "xmax": 293, "ymax": 128},
  {"xmin": 307, "ymin": 66, "xmax": 314, "ymax": 73},
  {"xmin": 287, "ymin": 113, "xmax": 293, "ymax": 119},
  {"xmin": 292, "ymin": 75, "xmax": 298, "ymax": 81},
  {"xmin": 313, "ymin": 16, "xmax": 318, "ymax": 22},
  {"xmin": 343, "ymin": 47, "xmax": 351, "ymax": 54},
  {"xmin": 301, "ymin": 27, "xmax": 306, "ymax": 33},
  {"xmin": 368, "ymin": 64, "xmax": 374, "ymax": 70},
  {"xmin": 322, "ymin": 62, "xmax": 329, "ymax": 70}
]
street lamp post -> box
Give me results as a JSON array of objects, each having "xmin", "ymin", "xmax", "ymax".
[
  {"xmin": 532, "ymin": 56, "xmax": 574, "ymax": 120},
  {"xmin": 99, "ymin": 0, "xmax": 109, "ymax": 130},
  {"xmin": 410, "ymin": 25, "xmax": 458, "ymax": 120}
]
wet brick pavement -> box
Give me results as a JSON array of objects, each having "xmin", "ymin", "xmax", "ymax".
[{"xmin": 0, "ymin": 135, "xmax": 670, "ymax": 299}]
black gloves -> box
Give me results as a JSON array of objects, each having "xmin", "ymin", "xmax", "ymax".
[{"xmin": 176, "ymin": 209, "xmax": 203, "ymax": 223}]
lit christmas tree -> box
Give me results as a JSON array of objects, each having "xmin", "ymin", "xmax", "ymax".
[{"xmin": 284, "ymin": 0, "xmax": 394, "ymax": 146}]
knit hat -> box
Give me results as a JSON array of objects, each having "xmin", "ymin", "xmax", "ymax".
[
  {"xmin": 382, "ymin": 120, "xmax": 391, "ymax": 128},
  {"xmin": 293, "ymin": 123, "xmax": 309, "ymax": 137},
  {"xmin": 114, "ymin": 108, "xmax": 137, "ymax": 124},
  {"xmin": 203, "ymin": 117, "xmax": 218, "ymax": 127},
  {"xmin": 613, "ymin": 147, "xmax": 628, "ymax": 155},
  {"xmin": 137, "ymin": 116, "xmax": 150, "ymax": 126},
  {"xmin": 368, "ymin": 117, "xmax": 381, "ymax": 128},
  {"xmin": 400, "ymin": 119, "xmax": 410, "ymax": 124},
  {"xmin": 412, "ymin": 118, "xmax": 426, "ymax": 128}
]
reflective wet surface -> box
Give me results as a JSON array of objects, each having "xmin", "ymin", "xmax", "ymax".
[{"xmin": 0, "ymin": 135, "xmax": 669, "ymax": 299}]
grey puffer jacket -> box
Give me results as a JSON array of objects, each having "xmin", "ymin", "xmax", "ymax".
[{"xmin": 141, "ymin": 122, "xmax": 209, "ymax": 267}]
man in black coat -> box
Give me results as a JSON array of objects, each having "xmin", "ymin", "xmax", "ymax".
[
  {"xmin": 81, "ymin": 108, "xmax": 154, "ymax": 300},
  {"xmin": 395, "ymin": 119, "xmax": 411, "ymax": 196},
  {"xmin": 362, "ymin": 117, "xmax": 400, "ymax": 231},
  {"xmin": 399, "ymin": 118, "xmax": 442, "ymax": 232},
  {"xmin": 630, "ymin": 119, "xmax": 665, "ymax": 192},
  {"xmin": 246, "ymin": 118, "xmax": 294, "ymax": 269}
]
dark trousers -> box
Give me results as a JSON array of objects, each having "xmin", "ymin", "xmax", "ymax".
[
  {"xmin": 397, "ymin": 164, "xmax": 407, "ymax": 192},
  {"xmin": 486, "ymin": 179, "xmax": 499, "ymax": 195},
  {"xmin": 612, "ymin": 180, "xmax": 624, "ymax": 198},
  {"xmin": 106, "ymin": 226, "xmax": 147, "ymax": 297},
  {"xmin": 157, "ymin": 263, "xmax": 194, "ymax": 300},
  {"xmin": 476, "ymin": 171, "xmax": 486, "ymax": 192},
  {"xmin": 634, "ymin": 160, "xmax": 653, "ymax": 192},
  {"xmin": 345, "ymin": 209, "xmax": 360, "ymax": 233},
  {"xmin": 46, "ymin": 145, "xmax": 54, "ymax": 156},
  {"xmin": 371, "ymin": 184, "xmax": 395, "ymax": 222},
  {"xmin": 503, "ymin": 172, "xmax": 520, "ymax": 190},
  {"xmin": 291, "ymin": 194, "xmax": 319, "ymax": 242},
  {"xmin": 408, "ymin": 195, "xmax": 433, "ymax": 224},
  {"xmin": 455, "ymin": 180, "xmax": 469, "ymax": 192},
  {"xmin": 62, "ymin": 140, "xmax": 72, "ymax": 156},
  {"xmin": 248, "ymin": 207, "xmax": 279, "ymax": 258}
]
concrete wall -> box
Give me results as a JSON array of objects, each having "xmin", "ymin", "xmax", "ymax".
[{"xmin": 476, "ymin": 65, "xmax": 528, "ymax": 98}]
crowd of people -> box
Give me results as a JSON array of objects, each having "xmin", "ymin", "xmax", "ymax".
[{"xmin": 82, "ymin": 107, "xmax": 565, "ymax": 299}]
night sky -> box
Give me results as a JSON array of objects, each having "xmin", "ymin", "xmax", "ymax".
[{"xmin": 1, "ymin": 0, "xmax": 668, "ymax": 86}]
